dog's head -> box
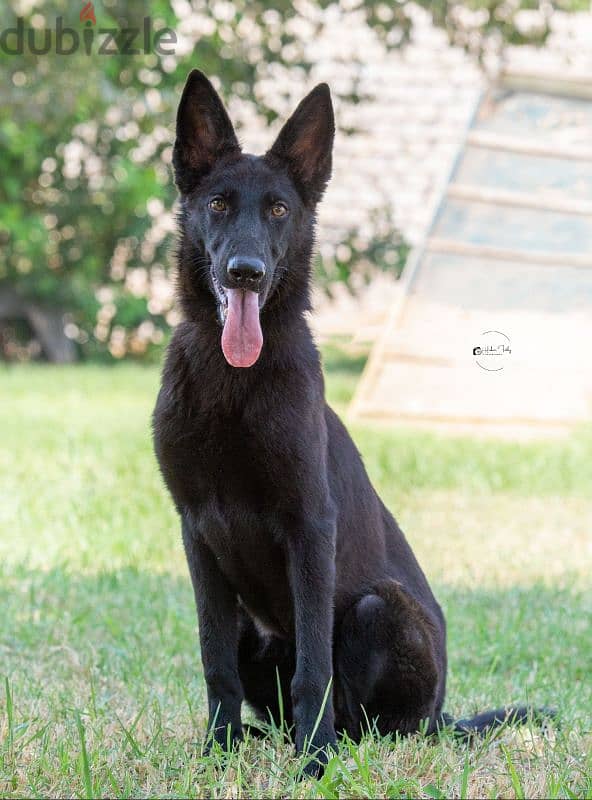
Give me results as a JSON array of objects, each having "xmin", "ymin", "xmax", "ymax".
[{"xmin": 173, "ymin": 70, "xmax": 334, "ymax": 367}]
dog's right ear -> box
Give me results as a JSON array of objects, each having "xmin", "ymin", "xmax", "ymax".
[{"xmin": 173, "ymin": 70, "xmax": 240, "ymax": 193}]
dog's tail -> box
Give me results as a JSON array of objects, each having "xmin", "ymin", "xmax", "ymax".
[{"xmin": 439, "ymin": 706, "xmax": 556, "ymax": 740}]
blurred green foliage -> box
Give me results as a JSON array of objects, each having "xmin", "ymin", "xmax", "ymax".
[{"xmin": 0, "ymin": 0, "xmax": 576, "ymax": 359}]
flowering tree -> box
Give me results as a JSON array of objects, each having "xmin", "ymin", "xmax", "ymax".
[{"xmin": 0, "ymin": 0, "xmax": 571, "ymax": 359}]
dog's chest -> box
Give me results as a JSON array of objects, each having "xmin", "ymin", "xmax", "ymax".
[
  {"xmin": 198, "ymin": 494, "xmax": 294, "ymax": 636},
  {"xmin": 180, "ymin": 417, "xmax": 298, "ymax": 636}
]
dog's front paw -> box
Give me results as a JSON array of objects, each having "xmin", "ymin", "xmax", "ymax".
[
  {"xmin": 301, "ymin": 747, "xmax": 332, "ymax": 779},
  {"xmin": 204, "ymin": 722, "xmax": 244, "ymax": 755},
  {"xmin": 297, "ymin": 726, "xmax": 337, "ymax": 779}
]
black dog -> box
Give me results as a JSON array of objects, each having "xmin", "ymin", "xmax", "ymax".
[{"xmin": 153, "ymin": 71, "xmax": 549, "ymax": 775}]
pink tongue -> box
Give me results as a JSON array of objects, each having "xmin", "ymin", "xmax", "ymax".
[{"xmin": 221, "ymin": 289, "xmax": 263, "ymax": 368}]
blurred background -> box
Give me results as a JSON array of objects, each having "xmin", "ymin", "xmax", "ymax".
[
  {"xmin": 0, "ymin": 1, "xmax": 588, "ymax": 350},
  {"xmin": 3, "ymin": 0, "xmax": 592, "ymax": 437},
  {"xmin": 2, "ymin": 4, "xmax": 592, "ymax": 796}
]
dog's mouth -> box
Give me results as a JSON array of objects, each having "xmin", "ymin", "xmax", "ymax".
[
  {"xmin": 211, "ymin": 268, "xmax": 263, "ymax": 368},
  {"xmin": 211, "ymin": 269, "xmax": 229, "ymax": 323}
]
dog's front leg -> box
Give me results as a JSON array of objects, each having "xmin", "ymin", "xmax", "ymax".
[
  {"xmin": 182, "ymin": 515, "xmax": 243, "ymax": 750},
  {"xmin": 286, "ymin": 516, "xmax": 337, "ymax": 774}
]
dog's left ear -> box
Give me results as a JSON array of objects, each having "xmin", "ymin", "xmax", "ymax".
[
  {"xmin": 173, "ymin": 70, "xmax": 240, "ymax": 193},
  {"xmin": 266, "ymin": 84, "xmax": 334, "ymax": 206}
]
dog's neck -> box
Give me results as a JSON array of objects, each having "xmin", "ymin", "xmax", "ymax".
[{"xmin": 167, "ymin": 304, "xmax": 320, "ymax": 417}]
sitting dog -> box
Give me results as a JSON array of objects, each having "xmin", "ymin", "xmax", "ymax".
[{"xmin": 153, "ymin": 71, "xmax": 549, "ymax": 775}]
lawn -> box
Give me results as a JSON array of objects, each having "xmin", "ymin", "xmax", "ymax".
[{"xmin": 1, "ymin": 345, "xmax": 591, "ymax": 798}]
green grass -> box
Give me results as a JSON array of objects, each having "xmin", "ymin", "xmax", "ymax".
[{"xmin": 1, "ymin": 347, "xmax": 591, "ymax": 798}]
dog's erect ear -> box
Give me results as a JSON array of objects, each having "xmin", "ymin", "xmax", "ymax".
[
  {"xmin": 173, "ymin": 70, "xmax": 240, "ymax": 193},
  {"xmin": 266, "ymin": 84, "xmax": 334, "ymax": 205}
]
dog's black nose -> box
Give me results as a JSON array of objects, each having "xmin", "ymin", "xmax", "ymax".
[{"xmin": 227, "ymin": 256, "xmax": 266, "ymax": 288}]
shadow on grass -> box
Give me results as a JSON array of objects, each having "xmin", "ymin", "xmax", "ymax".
[
  {"xmin": 2, "ymin": 564, "xmax": 590, "ymax": 797},
  {"xmin": 1, "ymin": 564, "xmax": 589, "ymax": 729}
]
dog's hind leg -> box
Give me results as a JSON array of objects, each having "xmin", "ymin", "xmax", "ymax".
[
  {"xmin": 237, "ymin": 612, "xmax": 295, "ymax": 730},
  {"xmin": 334, "ymin": 580, "xmax": 443, "ymax": 740}
]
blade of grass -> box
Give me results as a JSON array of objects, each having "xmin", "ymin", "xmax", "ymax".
[
  {"xmin": 296, "ymin": 677, "xmax": 334, "ymax": 779},
  {"xmin": 501, "ymin": 744, "xmax": 525, "ymax": 800},
  {"xmin": 114, "ymin": 711, "xmax": 145, "ymax": 758},
  {"xmin": 5, "ymin": 677, "xmax": 14, "ymax": 757},
  {"xmin": 275, "ymin": 666, "xmax": 285, "ymax": 734},
  {"xmin": 75, "ymin": 711, "xmax": 93, "ymax": 800},
  {"xmin": 460, "ymin": 751, "xmax": 471, "ymax": 800}
]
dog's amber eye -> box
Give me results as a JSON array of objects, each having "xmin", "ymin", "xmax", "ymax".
[
  {"xmin": 270, "ymin": 202, "xmax": 288, "ymax": 218},
  {"xmin": 208, "ymin": 196, "xmax": 227, "ymax": 213}
]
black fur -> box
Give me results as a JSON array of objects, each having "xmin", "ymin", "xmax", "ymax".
[{"xmin": 153, "ymin": 71, "xmax": 552, "ymax": 775}]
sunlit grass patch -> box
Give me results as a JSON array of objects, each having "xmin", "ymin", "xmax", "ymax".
[{"xmin": 1, "ymin": 351, "xmax": 591, "ymax": 797}]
